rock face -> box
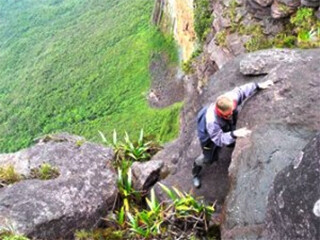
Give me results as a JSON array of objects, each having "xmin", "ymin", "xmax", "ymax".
[
  {"xmin": 0, "ymin": 133, "xmax": 118, "ymax": 239},
  {"xmin": 154, "ymin": 49, "xmax": 320, "ymax": 239},
  {"xmin": 131, "ymin": 160, "xmax": 164, "ymax": 191},
  {"xmin": 157, "ymin": 0, "xmax": 196, "ymax": 60},
  {"xmin": 264, "ymin": 133, "xmax": 320, "ymax": 240},
  {"xmin": 218, "ymin": 49, "xmax": 320, "ymax": 239}
]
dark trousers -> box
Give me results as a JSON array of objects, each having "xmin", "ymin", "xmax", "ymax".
[{"xmin": 192, "ymin": 139, "xmax": 221, "ymax": 177}]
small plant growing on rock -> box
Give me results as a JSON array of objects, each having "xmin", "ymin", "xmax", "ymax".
[
  {"xmin": 290, "ymin": 7, "xmax": 320, "ymax": 48},
  {"xmin": 182, "ymin": 58, "xmax": 194, "ymax": 74},
  {"xmin": 0, "ymin": 165, "xmax": 22, "ymax": 187},
  {"xmin": 117, "ymin": 167, "xmax": 141, "ymax": 212},
  {"xmin": 215, "ymin": 30, "xmax": 227, "ymax": 47},
  {"xmin": 0, "ymin": 234, "xmax": 30, "ymax": 240},
  {"xmin": 30, "ymin": 163, "xmax": 59, "ymax": 180},
  {"xmin": 290, "ymin": 7, "xmax": 314, "ymax": 29},
  {"xmin": 278, "ymin": 3, "xmax": 292, "ymax": 15},
  {"xmin": 99, "ymin": 129, "xmax": 162, "ymax": 168},
  {"xmin": 0, "ymin": 225, "xmax": 30, "ymax": 240}
]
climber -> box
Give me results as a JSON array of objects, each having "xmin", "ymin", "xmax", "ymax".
[{"xmin": 192, "ymin": 80, "xmax": 274, "ymax": 188}]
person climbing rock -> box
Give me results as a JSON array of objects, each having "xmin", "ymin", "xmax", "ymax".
[{"xmin": 192, "ymin": 80, "xmax": 274, "ymax": 188}]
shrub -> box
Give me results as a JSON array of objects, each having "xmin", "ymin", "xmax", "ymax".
[
  {"xmin": 181, "ymin": 47, "xmax": 203, "ymax": 74},
  {"xmin": 182, "ymin": 59, "xmax": 194, "ymax": 74},
  {"xmin": 273, "ymin": 33, "xmax": 296, "ymax": 48},
  {"xmin": 290, "ymin": 7, "xmax": 320, "ymax": 48},
  {"xmin": 290, "ymin": 7, "xmax": 314, "ymax": 30},
  {"xmin": 215, "ymin": 30, "xmax": 227, "ymax": 47},
  {"xmin": 194, "ymin": 0, "xmax": 213, "ymax": 41}
]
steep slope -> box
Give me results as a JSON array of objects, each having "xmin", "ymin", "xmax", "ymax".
[{"xmin": 0, "ymin": 0, "xmax": 181, "ymax": 153}]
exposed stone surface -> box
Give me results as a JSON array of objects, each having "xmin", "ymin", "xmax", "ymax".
[
  {"xmin": 317, "ymin": 7, "xmax": 320, "ymax": 19},
  {"xmin": 255, "ymin": 0, "xmax": 274, "ymax": 7},
  {"xmin": 302, "ymin": 0, "xmax": 320, "ymax": 7},
  {"xmin": 226, "ymin": 33, "xmax": 249, "ymax": 56},
  {"xmin": 264, "ymin": 133, "xmax": 320, "ymax": 240},
  {"xmin": 271, "ymin": 1, "xmax": 296, "ymax": 19},
  {"xmin": 207, "ymin": 38, "xmax": 234, "ymax": 69},
  {"xmin": 0, "ymin": 133, "xmax": 117, "ymax": 239},
  {"xmin": 246, "ymin": 0, "xmax": 272, "ymax": 19},
  {"xmin": 220, "ymin": 49, "xmax": 320, "ymax": 239},
  {"xmin": 148, "ymin": 53, "xmax": 184, "ymax": 108},
  {"xmin": 152, "ymin": 49, "xmax": 320, "ymax": 240},
  {"xmin": 262, "ymin": 17, "xmax": 285, "ymax": 35},
  {"xmin": 131, "ymin": 160, "xmax": 164, "ymax": 191},
  {"xmin": 160, "ymin": 0, "xmax": 196, "ymax": 60},
  {"xmin": 239, "ymin": 49, "xmax": 308, "ymax": 75}
]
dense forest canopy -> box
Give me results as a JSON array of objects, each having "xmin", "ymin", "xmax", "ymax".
[{"xmin": 0, "ymin": 0, "xmax": 181, "ymax": 152}]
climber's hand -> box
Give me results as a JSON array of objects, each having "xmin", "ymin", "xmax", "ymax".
[
  {"xmin": 258, "ymin": 80, "xmax": 274, "ymax": 89},
  {"xmin": 233, "ymin": 127, "xmax": 252, "ymax": 138}
]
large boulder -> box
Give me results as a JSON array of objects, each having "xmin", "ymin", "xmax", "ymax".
[
  {"xmin": 0, "ymin": 133, "xmax": 117, "ymax": 239},
  {"xmin": 218, "ymin": 49, "xmax": 320, "ymax": 239},
  {"xmin": 264, "ymin": 133, "xmax": 320, "ymax": 239},
  {"xmin": 154, "ymin": 49, "xmax": 320, "ymax": 239}
]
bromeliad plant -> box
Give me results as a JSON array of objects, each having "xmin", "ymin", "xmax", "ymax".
[
  {"xmin": 106, "ymin": 185, "xmax": 215, "ymax": 239},
  {"xmin": 95, "ymin": 130, "xmax": 215, "ymax": 239},
  {"xmin": 117, "ymin": 167, "xmax": 141, "ymax": 212},
  {"xmin": 99, "ymin": 129, "xmax": 162, "ymax": 168},
  {"xmin": 126, "ymin": 188, "xmax": 164, "ymax": 238},
  {"xmin": 159, "ymin": 183, "xmax": 215, "ymax": 233}
]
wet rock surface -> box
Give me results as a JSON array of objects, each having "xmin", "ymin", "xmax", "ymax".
[
  {"xmin": 264, "ymin": 133, "xmax": 320, "ymax": 240},
  {"xmin": 0, "ymin": 133, "xmax": 117, "ymax": 239},
  {"xmin": 148, "ymin": 51, "xmax": 184, "ymax": 108}
]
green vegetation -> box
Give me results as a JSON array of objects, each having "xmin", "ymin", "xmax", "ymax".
[
  {"xmin": 194, "ymin": 0, "xmax": 213, "ymax": 41},
  {"xmin": 182, "ymin": 47, "xmax": 202, "ymax": 74},
  {"xmin": 0, "ymin": 162, "xmax": 59, "ymax": 187},
  {"xmin": 0, "ymin": 234, "xmax": 30, "ymax": 240},
  {"xmin": 243, "ymin": 24, "xmax": 272, "ymax": 52},
  {"xmin": 219, "ymin": 4, "xmax": 320, "ymax": 52},
  {"xmin": 100, "ymin": 129, "xmax": 162, "ymax": 167},
  {"xmin": 30, "ymin": 163, "xmax": 60, "ymax": 180},
  {"xmin": 290, "ymin": 7, "xmax": 320, "ymax": 48},
  {"xmin": 75, "ymin": 184, "xmax": 215, "ymax": 239},
  {"xmin": 74, "ymin": 131, "xmax": 216, "ymax": 239},
  {"xmin": 278, "ymin": 3, "xmax": 292, "ymax": 15},
  {"xmin": 228, "ymin": 0, "xmax": 241, "ymax": 32},
  {"xmin": 0, "ymin": 225, "xmax": 30, "ymax": 240},
  {"xmin": 215, "ymin": 30, "xmax": 227, "ymax": 47},
  {"xmin": 182, "ymin": 58, "xmax": 194, "ymax": 74},
  {"xmin": 0, "ymin": 0, "xmax": 181, "ymax": 153},
  {"xmin": 0, "ymin": 165, "xmax": 22, "ymax": 187}
]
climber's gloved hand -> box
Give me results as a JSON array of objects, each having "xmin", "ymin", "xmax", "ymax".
[
  {"xmin": 258, "ymin": 80, "xmax": 274, "ymax": 89},
  {"xmin": 233, "ymin": 127, "xmax": 252, "ymax": 138}
]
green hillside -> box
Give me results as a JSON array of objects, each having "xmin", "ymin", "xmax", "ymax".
[{"xmin": 0, "ymin": 0, "xmax": 181, "ymax": 152}]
